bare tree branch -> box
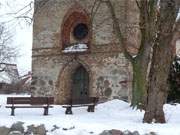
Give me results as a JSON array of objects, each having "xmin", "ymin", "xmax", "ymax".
[
  {"xmin": 0, "ymin": 24, "xmax": 18, "ymax": 72},
  {"xmin": 0, "ymin": 1, "xmax": 33, "ymax": 25},
  {"xmin": 135, "ymin": 0, "xmax": 141, "ymax": 9},
  {"xmin": 100, "ymin": 0, "xmax": 133, "ymax": 62}
]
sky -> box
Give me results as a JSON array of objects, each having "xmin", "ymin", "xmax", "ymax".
[{"xmin": 0, "ymin": 0, "xmax": 33, "ymax": 75}]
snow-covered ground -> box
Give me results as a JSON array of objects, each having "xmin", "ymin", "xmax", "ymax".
[{"xmin": 0, "ymin": 94, "xmax": 180, "ymax": 135}]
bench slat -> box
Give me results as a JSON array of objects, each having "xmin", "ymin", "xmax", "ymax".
[
  {"xmin": 62, "ymin": 103, "xmax": 94, "ymax": 108},
  {"xmin": 6, "ymin": 105, "xmax": 53, "ymax": 108},
  {"xmin": 7, "ymin": 97, "xmax": 31, "ymax": 104},
  {"xmin": 7, "ymin": 97, "xmax": 54, "ymax": 105},
  {"xmin": 31, "ymin": 97, "xmax": 54, "ymax": 105}
]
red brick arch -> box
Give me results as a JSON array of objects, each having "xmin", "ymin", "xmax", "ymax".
[{"xmin": 61, "ymin": 4, "xmax": 91, "ymax": 49}]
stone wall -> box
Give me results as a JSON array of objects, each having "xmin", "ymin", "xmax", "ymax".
[
  {"xmin": 32, "ymin": 0, "xmax": 139, "ymax": 104},
  {"xmin": 0, "ymin": 123, "xmax": 157, "ymax": 135}
]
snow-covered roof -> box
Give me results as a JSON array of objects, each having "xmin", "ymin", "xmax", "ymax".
[
  {"xmin": 0, "ymin": 63, "xmax": 19, "ymax": 84},
  {"xmin": 0, "ymin": 71, "xmax": 11, "ymax": 84},
  {"xmin": 62, "ymin": 43, "xmax": 88, "ymax": 53}
]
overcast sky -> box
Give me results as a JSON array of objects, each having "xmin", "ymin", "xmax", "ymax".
[{"xmin": 0, "ymin": 0, "xmax": 33, "ymax": 75}]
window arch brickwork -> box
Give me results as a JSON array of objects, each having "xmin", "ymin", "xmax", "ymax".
[{"xmin": 61, "ymin": 5, "xmax": 91, "ymax": 50}]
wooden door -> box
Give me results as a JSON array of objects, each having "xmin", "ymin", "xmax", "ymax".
[{"xmin": 72, "ymin": 66, "xmax": 89, "ymax": 99}]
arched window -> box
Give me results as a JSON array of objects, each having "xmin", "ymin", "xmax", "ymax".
[{"xmin": 61, "ymin": 7, "xmax": 90, "ymax": 52}]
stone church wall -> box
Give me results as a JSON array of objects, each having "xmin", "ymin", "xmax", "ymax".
[{"xmin": 31, "ymin": 0, "xmax": 139, "ymax": 104}]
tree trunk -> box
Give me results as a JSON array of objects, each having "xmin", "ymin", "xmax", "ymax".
[
  {"xmin": 131, "ymin": 58, "xmax": 147, "ymax": 109},
  {"xmin": 143, "ymin": 35, "xmax": 173, "ymax": 123},
  {"xmin": 143, "ymin": 0, "xmax": 178, "ymax": 123},
  {"xmin": 130, "ymin": 0, "xmax": 157, "ymax": 109},
  {"xmin": 131, "ymin": 38, "xmax": 153, "ymax": 109}
]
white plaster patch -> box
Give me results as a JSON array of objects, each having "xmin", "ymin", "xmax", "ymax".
[{"xmin": 176, "ymin": 40, "xmax": 180, "ymax": 56}]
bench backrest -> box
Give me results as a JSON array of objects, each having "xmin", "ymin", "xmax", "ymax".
[
  {"xmin": 31, "ymin": 97, "xmax": 54, "ymax": 105},
  {"xmin": 67, "ymin": 97, "xmax": 99, "ymax": 105},
  {"xmin": 7, "ymin": 97, "xmax": 31, "ymax": 104},
  {"xmin": 7, "ymin": 97, "xmax": 54, "ymax": 105}
]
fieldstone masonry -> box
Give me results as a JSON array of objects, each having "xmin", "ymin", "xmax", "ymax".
[{"xmin": 31, "ymin": 0, "xmax": 140, "ymax": 104}]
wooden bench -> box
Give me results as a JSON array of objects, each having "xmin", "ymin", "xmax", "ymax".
[
  {"xmin": 62, "ymin": 97, "xmax": 99, "ymax": 114},
  {"xmin": 6, "ymin": 97, "xmax": 54, "ymax": 116}
]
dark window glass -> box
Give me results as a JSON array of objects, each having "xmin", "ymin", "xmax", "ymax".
[
  {"xmin": 73, "ymin": 23, "xmax": 88, "ymax": 40},
  {"xmin": 0, "ymin": 83, "xmax": 2, "ymax": 89}
]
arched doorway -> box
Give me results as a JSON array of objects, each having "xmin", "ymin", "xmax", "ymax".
[
  {"xmin": 56, "ymin": 60, "xmax": 91, "ymax": 104},
  {"xmin": 72, "ymin": 66, "xmax": 89, "ymax": 99}
]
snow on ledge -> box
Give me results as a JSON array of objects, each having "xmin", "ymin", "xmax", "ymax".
[{"xmin": 62, "ymin": 43, "xmax": 88, "ymax": 53}]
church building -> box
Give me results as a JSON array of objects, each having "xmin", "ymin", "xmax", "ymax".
[{"xmin": 31, "ymin": 0, "xmax": 140, "ymax": 104}]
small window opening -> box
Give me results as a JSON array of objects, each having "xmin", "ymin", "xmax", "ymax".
[
  {"xmin": 0, "ymin": 83, "xmax": 2, "ymax": 89},
  {"xmin": 73, "ymin": 23, "xmax": 88, "ymax": 40}
]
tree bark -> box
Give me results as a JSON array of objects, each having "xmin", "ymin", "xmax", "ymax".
[
  {"xmin": 131, "ymin": 0, "xmax": 156, "ymax": 109},
  {"xmin": 143, "ymin": 36, "xmax": 173, "ymax": 123},
  {"xmin": 131, "ymin": 59, "xmax": 147, "ymax": 109},
  {"xmin": 143, "ymin": 0, "xmax": 178, "ymax": 123}
]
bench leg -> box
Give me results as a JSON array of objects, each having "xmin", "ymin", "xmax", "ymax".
[
  {"xmin": 44, "ymin": 107, "xmax": 49, "ymax": 115},
  {"xmin": 65, "ymin": 107, "xmax": 73, "ymax": 115},
  {"xmin": 87, "ymin": 105, "xmax": 95, "ymax": 112},
  {"xmin": 11, "ymin": 107, "xmax": 15, "ymax": 116}
]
